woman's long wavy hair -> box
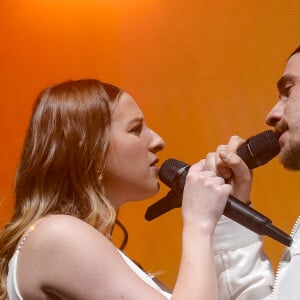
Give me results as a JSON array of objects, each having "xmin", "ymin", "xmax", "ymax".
[{"xmin": 0, "ymin": 79, "xmax": 122, "ymax": 299}]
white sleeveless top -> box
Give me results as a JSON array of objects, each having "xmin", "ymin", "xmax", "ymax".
[{"xmin": 7, "ymin": 239, "xmax": 171, "ymax": 299}]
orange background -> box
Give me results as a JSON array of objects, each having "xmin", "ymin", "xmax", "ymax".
[{"xmin": 1, "ymin": 0, "xmax": 300, "ymax": 288}]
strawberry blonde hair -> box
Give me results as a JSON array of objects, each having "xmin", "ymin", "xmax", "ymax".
[{"xmin": 0, "ymin": 79, "xmax": 123, "ymax": 299}]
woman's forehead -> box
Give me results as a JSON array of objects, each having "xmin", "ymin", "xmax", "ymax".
[{"xmin": 112, "ymin": 92, "xmax": 144, "ymax": 121}]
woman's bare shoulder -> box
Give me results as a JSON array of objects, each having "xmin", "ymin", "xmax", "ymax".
[
  {"xmin": 18, "ymin": 214, "xmax": 168, "ymax": 299},
  {"xmin": 26, "ymin": 214, "xmax": 110, "ymax": 254},
  {"xmin": 18, "ymin": 214, "xmax": 118, "ymax": 298}
]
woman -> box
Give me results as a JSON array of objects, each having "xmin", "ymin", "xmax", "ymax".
[{"xmin": 0, "ymin": 79, "xmax": 232, "ymax": 299}]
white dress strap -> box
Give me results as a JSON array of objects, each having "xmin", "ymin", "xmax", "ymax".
[
  {"xmin": 117, "ymin": 250, "xmax": 172, "ymax": 299},
  {"xmin": 7, "ymin": 250, "xmax": 23, "ymax": 300}
]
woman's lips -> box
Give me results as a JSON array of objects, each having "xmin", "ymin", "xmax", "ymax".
[{"xmin": 151, "ymin": 165, "xmax": 159, "ymax": 175}]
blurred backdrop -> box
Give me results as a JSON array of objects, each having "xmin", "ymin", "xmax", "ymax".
[{"xmin": 1, "ymin": 0, "xmax": 300, "ymax": 288}]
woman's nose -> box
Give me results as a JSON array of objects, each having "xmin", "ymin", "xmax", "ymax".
[{"xmin": 150, "ymin": 129, "xmax": 166, "ymax": 153}]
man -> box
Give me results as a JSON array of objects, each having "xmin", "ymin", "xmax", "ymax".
[{"xmin": 211, "ymin": 45, "xmax": 300, "ymax": 299}]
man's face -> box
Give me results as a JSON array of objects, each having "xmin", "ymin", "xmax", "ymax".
[{"xmin": 266, "ymin": 52, "xmax": 300, "ymax": 170}]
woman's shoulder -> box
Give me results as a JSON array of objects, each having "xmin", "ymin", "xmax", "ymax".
[
  {"xmin": 35, "ymin": 214, "xmax": 94, "ymax": 233},
  {"xmin": 28, "ymin": 214, "xmax": 109, "ymax": 252},
  {"xmin": 17, "ymin": 214, "xmax": 117, "ymax": 298},
  {"xmin": 36, "ymin": 213, "xmax": 92, "ymax": 229}
]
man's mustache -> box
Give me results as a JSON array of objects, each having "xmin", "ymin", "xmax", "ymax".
[{"xmin": 275, "ymin": 120, "xmax": 288, "ymax": 137}]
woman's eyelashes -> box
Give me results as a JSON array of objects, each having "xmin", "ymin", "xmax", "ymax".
[{"xmin": 129, "ymin": 123, "xmax": 143, "ymax": 135}]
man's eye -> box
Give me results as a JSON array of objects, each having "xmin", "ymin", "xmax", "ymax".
[
  {"xmin": 279, "ymin": 85, "xmax": 293, "ymax": 98},
  {"xmin": 284, "ymin": 85, "xmax": 293, "ymax": 96}
]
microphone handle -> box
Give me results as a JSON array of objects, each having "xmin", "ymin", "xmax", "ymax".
[
  {"xmin": 145, "ymin": 191, "xmax": 181, "ymax": 221},
  {"xmin": 224, "ymin": 195, "xmax": 292, "ymax": 246},
  {"xmin": 145, "ymin": 192, "xmax": 292, "ymax": 247}
]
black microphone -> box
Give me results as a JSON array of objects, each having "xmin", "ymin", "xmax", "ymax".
[{"xmin": 145, "ymin": 130, "xmax": 292, "ymax": 246}]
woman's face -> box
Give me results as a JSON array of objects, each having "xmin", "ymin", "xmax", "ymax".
[{"xmin": 102, "ymin": 92, "xmax": 165, "ymax": 208}]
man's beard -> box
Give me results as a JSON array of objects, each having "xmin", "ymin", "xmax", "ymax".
[{"xmin": 280, "ymin": 137, "xmax": 300, "ymax": 170}]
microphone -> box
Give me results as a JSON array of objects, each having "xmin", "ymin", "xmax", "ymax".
[{"xmin": 145, "ymin": 130, "xmax": 292, "ymax": 246}]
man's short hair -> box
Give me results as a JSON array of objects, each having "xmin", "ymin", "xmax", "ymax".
[{"xmin": 289, "ymin": 45, "xmax": 300, "ymax": 58}]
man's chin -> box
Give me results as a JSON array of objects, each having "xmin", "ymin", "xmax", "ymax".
[{"xmin": 280, "ymin": 147, "xmax": 300, "ymax": 170}]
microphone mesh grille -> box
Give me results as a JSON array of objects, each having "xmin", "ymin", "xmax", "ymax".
[
  {"xmin": 237, "ymin": 130, "xmax": 280, "ymax": 169},
  {"xmin": 159, "ymin": 159, "xmax": 187, "ymax": 187}
]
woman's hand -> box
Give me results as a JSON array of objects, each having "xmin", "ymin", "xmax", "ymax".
[
  {"xmin": 181, "ymin": 160, "xmax": 232, "ymax": 234},
  {"xmin": 176, "ymin": 160, "xmax": 232, "ymax": 300}
]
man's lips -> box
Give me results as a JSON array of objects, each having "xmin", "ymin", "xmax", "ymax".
[
  {"xmin": 275, "ymin": 122, "xmax": 288, "ymax": 140},
  {"xmin": 276, "ymin": 130, "xmax": 285, "ymax": 140},
  {"xmin": 276, "ymin": 129, "xmax": 288, "ymax": 147}
]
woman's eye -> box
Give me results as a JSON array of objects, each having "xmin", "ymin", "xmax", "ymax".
[{"xmin": 129, "ymin": 125, "xmax": 142, "ymax": 135}]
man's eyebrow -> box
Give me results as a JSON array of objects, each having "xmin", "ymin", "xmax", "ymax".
[{"xmin": 277, "ymin": 74, "xmax": 295, "ymax": 91}]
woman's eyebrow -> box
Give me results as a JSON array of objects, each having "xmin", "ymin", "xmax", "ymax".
[{"xmin": 128, "ymin": 117, "xmax": 144, "ymax": 125}]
